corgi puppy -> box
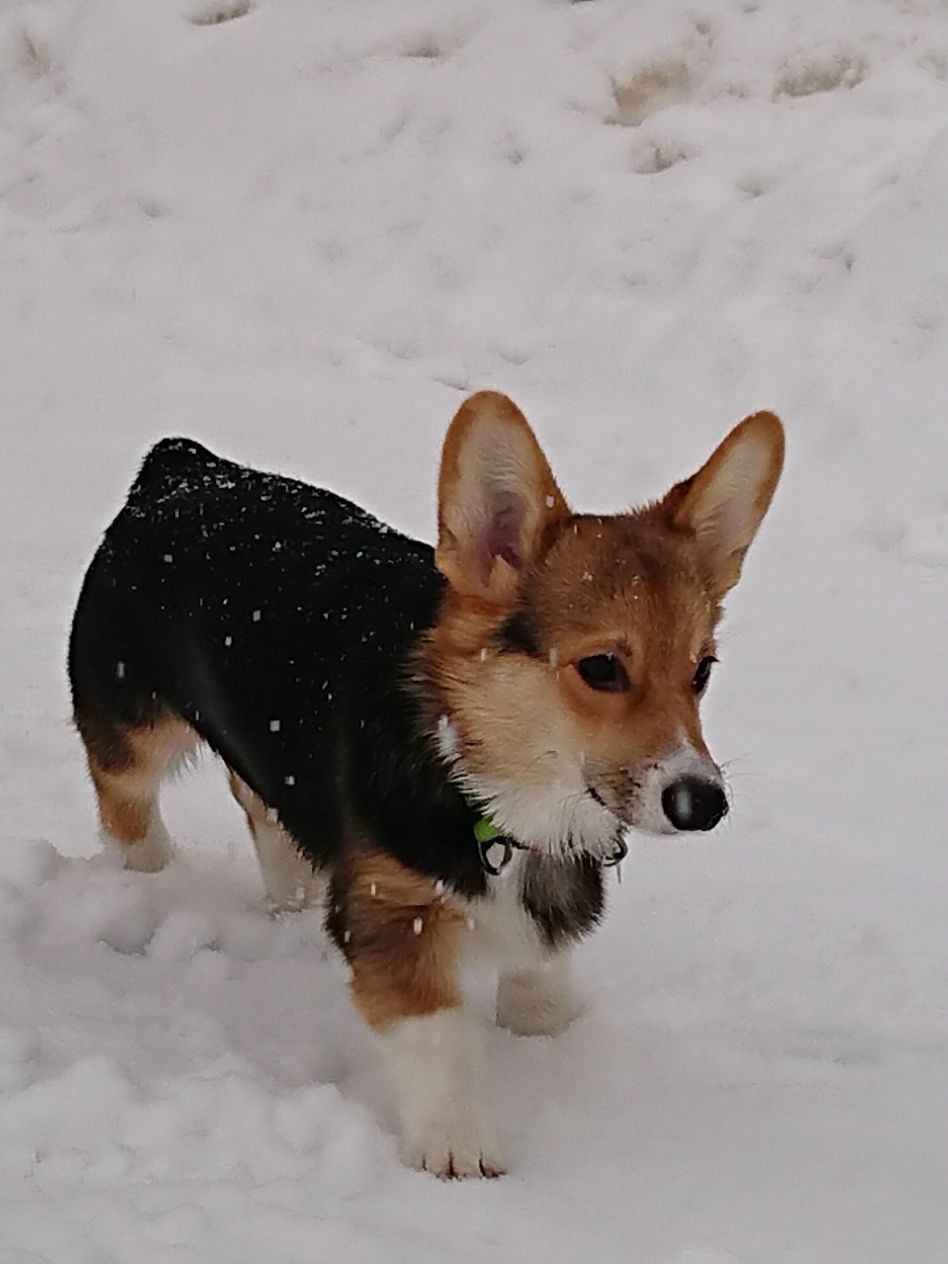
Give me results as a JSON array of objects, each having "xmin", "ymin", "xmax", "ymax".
[{"xmin": 69, "ymin": 391, "xmax": 784, "ymax": 1178}]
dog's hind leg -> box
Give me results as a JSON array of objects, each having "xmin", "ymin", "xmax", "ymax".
[
  {"xmin": 227, "ymin": 771, "xmax": 326, "ymax": 912},
  {"xmin": 77, "ymin": 712, "xmax": 198, "ymax": 872}
]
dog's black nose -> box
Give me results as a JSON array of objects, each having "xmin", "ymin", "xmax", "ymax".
[{"xmin": 661, "ymin": 777, "xmax": 728, "ymax": 832}]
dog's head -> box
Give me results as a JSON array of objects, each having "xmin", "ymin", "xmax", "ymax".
[{"xmin": 428, "ymin": 391, "xmax": 784, "ymax": 860}]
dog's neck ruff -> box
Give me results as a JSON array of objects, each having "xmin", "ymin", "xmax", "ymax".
[
  {"xmin": 470, "ymin": 808, "xmax": 627, "ymax": 876},
  {"xmin": 435, "ymin": 714, "xmax": 626, "ymax": 872}
]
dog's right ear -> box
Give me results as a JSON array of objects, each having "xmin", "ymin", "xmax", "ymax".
[{"xmin": 436, "ymin": 392, "xmax": 570, "ymax": 603}]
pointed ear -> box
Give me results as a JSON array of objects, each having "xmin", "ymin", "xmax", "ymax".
[
  {"xmin": 663, "ymin": 411, "xmax": 785, "ymax": 597},
  {"xmin": 436, "ymin": 391, "xmax": 570, "ymax": 603}
]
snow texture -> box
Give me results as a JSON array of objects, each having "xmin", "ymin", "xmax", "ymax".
[{"xmin": 1, "ymin": 0, "xmax": 947, "ymax": 1260}]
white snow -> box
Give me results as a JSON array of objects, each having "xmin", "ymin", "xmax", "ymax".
[{"xmin": 2, "ymin": 0, "xmax": 947, "ymax": 1260}]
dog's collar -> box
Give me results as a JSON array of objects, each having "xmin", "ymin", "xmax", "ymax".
[
  {"xmin": 471, "ymin": 812, "xmax": 628, "ymax": 876},
  {"xmin": 473, "ymin": 814, "xmax": 537, "ymax": 875}
]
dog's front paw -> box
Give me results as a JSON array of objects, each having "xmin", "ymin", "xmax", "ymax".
[
  {"xmin": 380, "ymin": 1008, "xmax": 505, "ymax": 1178},
  {"xmin": 403, "ymin": 1114, "xmax": 505, "ymax": 1179},
  {"xmin": 496, "ymin": 964, "xmax": 580, "ymax": 1037},
  {"xmin": 104, "ymin": 823, "xmax": 173, "ymax": 874}
]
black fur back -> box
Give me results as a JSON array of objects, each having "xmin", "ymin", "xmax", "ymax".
[{"xmin": 71, "ymin": 440, "xmax": 489, "ymax": 895}]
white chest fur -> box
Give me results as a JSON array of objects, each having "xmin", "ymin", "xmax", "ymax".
[{"xmin": 455, "ymin": 855, "xmax": 547, "ymax": 969}]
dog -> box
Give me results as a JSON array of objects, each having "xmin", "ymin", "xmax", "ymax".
[{"xmin": 69, "ymin": 390, "xmax": 784, "ymax": 1178}]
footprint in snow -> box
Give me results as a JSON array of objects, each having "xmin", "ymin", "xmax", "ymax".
[{"xmin": 186, "ymin": 0, "xmax": 251, "ymax": 26}]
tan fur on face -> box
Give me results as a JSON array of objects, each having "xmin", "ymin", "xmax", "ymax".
[
  {"xmin": 426, "ymin": 398, "xmax": 785, "ymax": 849},
  {"xmin": 336, "ymin": 850, "xmax": 466, "ymax": 1030},
  {"xmin": 428, "ymin": 515, "xmax": 719, "ymax": 843}
]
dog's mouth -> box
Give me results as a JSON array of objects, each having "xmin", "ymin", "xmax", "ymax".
[
  {"xmin": 586, "ymin": 784, "xmax": 613, "ymax": 813},
  {"xmin": 586, "ymin": 781, "xmax": 634, "ymax": 830},
  {"xmin": 584, "ymin": 785, "xmax": 629, "ymax": 866}
]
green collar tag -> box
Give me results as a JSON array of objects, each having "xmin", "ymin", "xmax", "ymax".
[{"xmin": 473, "ymin": 815, "xmax": 502, "ymax": 845}]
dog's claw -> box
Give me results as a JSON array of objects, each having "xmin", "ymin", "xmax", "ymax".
[{"xmin": 412, "ymin": 1145, "xmax": 506, "ymax": 1180}]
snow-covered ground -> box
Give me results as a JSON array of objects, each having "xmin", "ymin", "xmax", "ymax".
[{"xmin": 2, "ymin": 0, "xmax": 947, "ymax": 1259}]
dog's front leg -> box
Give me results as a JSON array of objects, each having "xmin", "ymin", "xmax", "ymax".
[
  {"xmin": 336, "ymin": 858, "xmax": 504, "ymax": 1178},
  {"xmin": 376, "ymin": 1005, "xmax": 503, "ymax": 1178}
]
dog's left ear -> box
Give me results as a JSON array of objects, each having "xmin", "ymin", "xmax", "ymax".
[
  {"xmin": 436, "ymin": 391, "xmax": 570, "ymax": 603},
  {"xmin": 662, "ymin": 411, "xmax": 785, "ymax": 597}
]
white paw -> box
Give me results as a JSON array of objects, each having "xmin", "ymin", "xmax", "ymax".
[
  {"xmin": 264, "ymin": 873, "xmax": 326, "ymax": 914},
  {"xmin": 380, "ymin": 1009, "xmax": 505, "ymax": 1178},
  {"xmin": 403, "ymin": 1111, "xmax": 505, "ymax": 1179},
  {"xmin": 106, "ymin": 824, "xmax": 172, "ymax": 874},
  {"xmin": 496, "ymin": 966, "xmax": 580, "ymax": 1037}
]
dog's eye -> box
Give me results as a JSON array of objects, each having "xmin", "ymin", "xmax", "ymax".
[
  {"xmin": 692, "ymin": 655, "xmax": 717, "ymax": 693},
  {"xmin": 576, "ymin": 654, "xmax": 629, "ymax": 693}
]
